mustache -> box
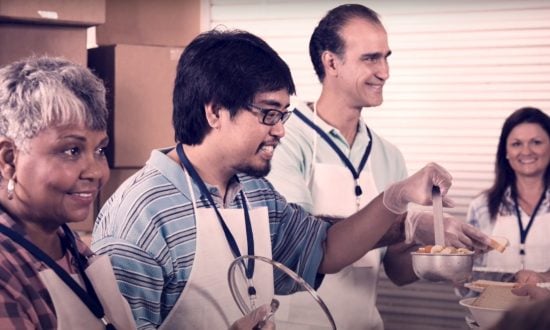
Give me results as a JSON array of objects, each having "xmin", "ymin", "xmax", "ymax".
[{"xmin": 261, "ymin": 138, "xmax": 280, "ymax": 147}]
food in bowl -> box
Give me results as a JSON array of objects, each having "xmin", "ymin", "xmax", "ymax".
[
  {"xmin": 416, "ymin": 245, "xmax": 473, "ymax": 255},
  {"xmin": 460, "ymin": 297, "xmax": 505, "ymax": 329},
  {"xmin": 464, "ymin": 279, "xmax": 517, "ymax": 293},
  {"xmin": 459, "ymin": 285, "xmax": 529, "ymax": 328}
]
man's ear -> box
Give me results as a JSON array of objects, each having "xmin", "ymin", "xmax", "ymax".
[
  {"xmin": 322, "ymin": 50, "xmax": 339, "ymax": 77},
  {"xmin": 204, "ymin": 102, "xmax": 222, "ymax": 129},
  {"xmin": 0, "ymin": 138, "xmax": 16, "ymax": 179}
]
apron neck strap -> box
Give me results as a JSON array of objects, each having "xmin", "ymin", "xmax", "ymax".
[
  {"xmin": 513, "ymin": 185, "xmax": 547, "ymax": 251},
  {"xmin": 0, "ymin": 223, "xmax": 116, "ymax": 329},
  {"xmin": 295, "ymin": 108, "xmax": 372, "ymax": 197},
  {"xmin": 176, "ymin": 143, "xmax": 256, "ymax": 284}
]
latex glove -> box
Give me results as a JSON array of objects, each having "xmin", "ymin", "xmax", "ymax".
[
  {"xmin": 382, "ymin": 162, "xmax": 454, "ymax": 214},
  {"xmin": 404, "ymin": 210, "xmax": 492, "ymax": 251},
  {"xmin": 515, "ymin": 270, "xmax": 549, "ymax": 284},
  {"xmin": 512, "ymin": 284, "xmax": 550, "ymax": 301},
  {"xmin": 229, "ymin": 304, "xmax": 275, "ymax": 330}
]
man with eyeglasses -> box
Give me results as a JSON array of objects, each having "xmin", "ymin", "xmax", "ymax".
[
  {"xmin": 267, "ymin": 4, "xmax": 494, "ymax": 329},
  {"xmin": 91, "ymin": 29, "xmax": 484, "ymax": 329},
  {"xmin": 246, "ymin": 104, "xmax": 293, "ymax": 126}
]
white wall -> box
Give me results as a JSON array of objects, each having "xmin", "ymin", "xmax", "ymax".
[{"xmin": 207, "ymin": 0, "xmax": 550, "ymax": 219}]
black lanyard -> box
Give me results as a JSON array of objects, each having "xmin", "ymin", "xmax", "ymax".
[
  {"xmin": 176, "ymin": 143, "xmax": 256, "ymax": 295},
  {"xmin": 513, "ymin": 187, "xmax": 547, "ymax": 255},
  {"xmin": 294, "ymin": 109, "xmax": 373, "ymax": 197},
  {"xmin": 0, "ymin": 223, "xmax": 116, "ymax": 329}
]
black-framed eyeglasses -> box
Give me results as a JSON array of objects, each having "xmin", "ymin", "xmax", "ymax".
[{"xmin": 246, "ymin": 104, "xmax": 293, "ymax": 126}]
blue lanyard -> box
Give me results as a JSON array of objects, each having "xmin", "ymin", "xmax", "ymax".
[
  {"xmin": 0, "ymin": 223, "xmax": 116, "ymax": 329},
  {"xmin": 513, "ymin": 187, "xmax": 547, "ymax": 255},
  {"xmin": 176, "ymin": 143, "xmax": 256, "ymax": 294},
  {"xmin": 294, "ymin": 109, "xmax": 373, "ymax": 197}
]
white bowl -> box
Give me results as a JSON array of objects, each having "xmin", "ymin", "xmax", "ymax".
[{"xmin": 459, "ymin": 297, "xmax": 506, "ymax": 329}]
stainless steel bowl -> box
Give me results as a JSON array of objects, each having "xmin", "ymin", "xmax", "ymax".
[{"xmin": 411, "ymin": 252, "xmax": 473, "ymax": 282}]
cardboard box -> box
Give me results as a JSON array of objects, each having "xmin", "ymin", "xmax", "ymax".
[
  {"xmin": 0, "ymin": 23, "xmax": 87, "ymax": 67},
  {"xmin": 69, "ymin": 168, "xmax": 138, "ymax": 233},
  {"xmin": 88, "ymin": 44, "xmax": 181, "ymax": 167},
  {"xmin": 95, "ymin": 0, "xmax": 200, "ymax": 47},
  {"xmin": 0, "ymin": 0, "xmax": 105, "ymax": 26}
]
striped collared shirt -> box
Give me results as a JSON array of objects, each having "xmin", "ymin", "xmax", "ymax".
[{"xmin": 92, "ymin": 148, "xmax": 330, "ymax": 329}]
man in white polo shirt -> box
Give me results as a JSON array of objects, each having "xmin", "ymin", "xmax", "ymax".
[{"xmin": 268, "ymin": 4, "xmax": 489, "ymax": 329}]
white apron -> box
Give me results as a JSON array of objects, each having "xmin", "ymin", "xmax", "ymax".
[
  {"xmin": 486, "ymin": 210, "xmax": 550, "ymax": 273},
  {"xmin": 276, "ymin": 110, "xmax": 384, "ymax": 330},
  {"xmin": 159, "ymin": 171, "xmax": 274, "ymax": 329},
  {"xmin": 38, "ymin": 255, "xmax": 136, "ymax": 330}
]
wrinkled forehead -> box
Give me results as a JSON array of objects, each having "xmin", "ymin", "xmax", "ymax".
[{"xmin": 340, "ymin": 18, "xmax": 389, "ymax": 52}]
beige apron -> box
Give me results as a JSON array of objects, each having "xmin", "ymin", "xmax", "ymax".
[
  {"xmin": 158, "ymin": 171, "xmax": 274, "ymax": 329},
  {"xmin": 38, "ymin": 255, "xmax": 136, "ymax": 330},
  {"xmin": 486, "ymin": 210, "xmax": 550, "ymax": 272},
  {"xmin": 276, "ymin": 108, "xmax": 384, "ymax": 330}
]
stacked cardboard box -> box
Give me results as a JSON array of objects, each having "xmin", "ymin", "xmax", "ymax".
[
  {"xmin": 88, "ymin": 44, "xmax": 183, "ymax": 168},
  {"xmin": 95, "ymin": 0, "xmax": 200, "ymax": 47},
  {"xmin": 0, "ymin": 0, "xmax": 105, "ymax": 66},
  {"xmin": 0, "ymin": 1, "xmax": 106, "ymax": 236},
  {"xmin": 87, "ymin": 0, "xmax": 201, "ymax": 233}
]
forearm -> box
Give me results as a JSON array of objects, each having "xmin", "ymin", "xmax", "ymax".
[
  {"xmin": 373, "ymin": 214, "xmax": 406, "ymax": 248},
  {"xmin": 321, "ymin": 212, "xmax": 406, "ymax": 255},
  {"xmin": 541, "ymin": 270, "xmax": 550, "ymax": 282},
  {"xmin": 383, "ymin": 241, "xmax": 420, "ymax": 286},
  {"xmin": 319, "ymin": 192, "xmax": 401, "ymax": 273}
]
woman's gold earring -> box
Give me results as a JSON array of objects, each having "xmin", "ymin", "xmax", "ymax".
[{"xmin": 7, "ymin": 178, "xmax": 15, "ymax": 200}]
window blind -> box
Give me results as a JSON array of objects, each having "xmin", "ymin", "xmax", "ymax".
[{"xmin": 208, "ymin": 0, "xmax": 550, "ymax": 219}]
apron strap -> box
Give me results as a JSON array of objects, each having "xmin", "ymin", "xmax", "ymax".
[
  {"xmin": 0, "ymin": 223, "xmax": 116, "ymax": 330},
  {"xmin": 176, "ymin": 143, "xmax": 257, "ymax": 296},
  {"xmin": 294, "ymin": 108, "xmax": 372, "ymax": 197},
  {"xmin": 513, "ymin": 185, "xmax": 547, "ymax": 254}
]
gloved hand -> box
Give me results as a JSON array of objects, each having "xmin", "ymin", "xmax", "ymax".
[
  {"xmin": 229, "ymin": 304, "xmax": 275, "ymax": 330},
  {"xmin": 382, "ymin": 162, "xmax": 454, "ymax": 214},
  {"xmin": 512, "ymin": 284, "xmax": 550, "ymax": 301},
  {"xmin": 515, "ymin": 270, "xmax": 550, "ymax": 284},
  {"xmin": 404, "ymin": 210, "xmax": 492, "ymax": 251}
]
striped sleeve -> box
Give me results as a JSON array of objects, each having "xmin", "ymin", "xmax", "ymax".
[
  {"xmin": 240, "ymin": 175, "xmax": 329, "ymax": 293},
  {"xmin": 92, "ymin": 166, "xmax": 197, "ymax": 329}
]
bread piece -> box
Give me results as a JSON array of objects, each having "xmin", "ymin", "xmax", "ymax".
[
  {"xmin": 489, "ymin": 236, "xmax": 509, "ymax": 253},
  {"xmin": 472, "ymin": 285, "xmax": 528, "ymax": 309},
  {"xmin": 471, "ymin": 279, "xmax": 517, "ymax": 289}
]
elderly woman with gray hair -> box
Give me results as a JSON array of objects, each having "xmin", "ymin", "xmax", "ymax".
[{"xmin": 0, "ymin": 57, "xmax": 136, "ymax": 329}]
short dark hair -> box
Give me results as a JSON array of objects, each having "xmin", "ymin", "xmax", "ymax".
[
  {"xmin": 173, "ymin": 29, "xmax": 296, "ymax": 145},
  {"xmin": 309, "ymin": 4, "xmax": 382, "ymax": 82},
  {"xmin": 487, "ymin": 106, "xmax": 550, "ymax": 219}
]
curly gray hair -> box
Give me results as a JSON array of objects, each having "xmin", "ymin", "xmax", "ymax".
[{"xmin": 0, "ymin": 56, "xmax": 108, "ymax": 149}]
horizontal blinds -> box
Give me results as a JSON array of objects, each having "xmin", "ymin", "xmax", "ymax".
[{"xmin": 209, "ymin": 0, "xmax": 550, "ymax": 219}]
